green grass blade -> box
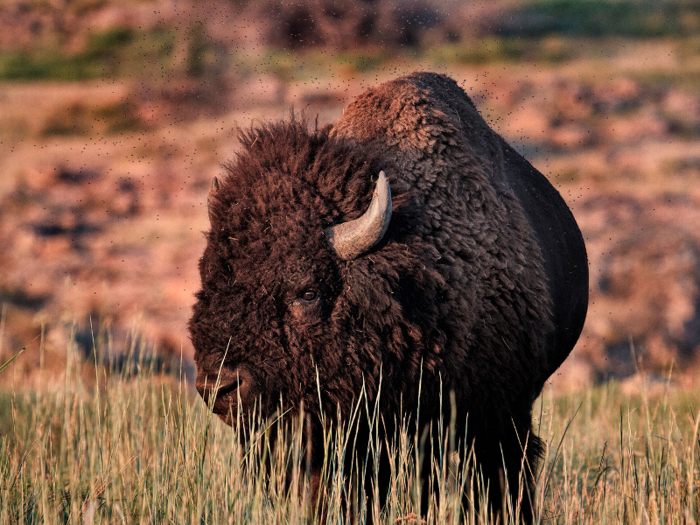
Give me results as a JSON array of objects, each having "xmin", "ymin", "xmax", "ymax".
[{"xmin": 0, "ymin": 348, "xmax": 24, "ymax": 375}]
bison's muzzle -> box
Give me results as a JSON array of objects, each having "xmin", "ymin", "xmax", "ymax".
[{"xmin": 195, "ymin": 367, "xmax": 256, "ymax": 422}]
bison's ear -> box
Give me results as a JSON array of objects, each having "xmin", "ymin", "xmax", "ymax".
[
  {"xmin": 324, "ymin": 171, "xmax": 392, "ymax": 260},
  {"xmin": 207, "ymin": 176, "xmax": 220, "ymax": 224}
]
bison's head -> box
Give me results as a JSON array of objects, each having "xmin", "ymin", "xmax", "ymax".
[{"xmin": 189, "ymin": 119, "xmax": 444, "ymax": 427}]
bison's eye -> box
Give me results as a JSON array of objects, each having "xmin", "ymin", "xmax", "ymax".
[
  {"xmin": 289, "ymin": 286, "xmax": 328, "ymax": 321},
  {"xmin": 300, "ymin": 290, "xmax": 319, "ymax": 302}
]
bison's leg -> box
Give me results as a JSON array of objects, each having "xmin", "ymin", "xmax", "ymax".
[
  {"xmin": 501, "ymin": 422, "xmax": 541, "ymax": 524},
  {"xmin": 471, "ymin": 419, "xmax": 542, "ymax": 524}
]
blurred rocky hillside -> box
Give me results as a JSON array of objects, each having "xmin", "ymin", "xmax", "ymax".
[{"xmin": 1, "ymin": 0, "xmax": 700, "ymax": 389}]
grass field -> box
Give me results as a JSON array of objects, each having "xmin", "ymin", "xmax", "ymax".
[
  {"xmin": 2, "ymin": 1, "xmax": 700, "ymax": 523},
  {"xmin": 2, "ymin": 335, "xmax": 700, "ymax": 524}
]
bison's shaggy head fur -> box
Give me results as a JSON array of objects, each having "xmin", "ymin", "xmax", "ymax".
[{"xmin": 189, "ymin": 118, "xmax": 445, "ymax": 426}]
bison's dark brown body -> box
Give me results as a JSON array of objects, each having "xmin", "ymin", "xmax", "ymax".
[{"xmin": 189, "ymin": 72, "xmax": 588, "ymax": 520}]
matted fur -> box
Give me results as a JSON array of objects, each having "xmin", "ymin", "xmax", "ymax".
[{"xmin": 189, "ymin": 72, "xmax": 588, "ymax": 521}]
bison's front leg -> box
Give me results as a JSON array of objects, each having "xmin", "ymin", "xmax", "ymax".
[{"xmin": 474, "ymin": 419, "xmax": 542, "ymax": 524}]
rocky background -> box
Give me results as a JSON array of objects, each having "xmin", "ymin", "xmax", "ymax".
[{"xmin": 1, "ymin": 0, "xmax": 700, "ymax": 390}]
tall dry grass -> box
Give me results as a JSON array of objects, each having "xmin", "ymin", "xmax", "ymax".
[{"xmin": 1, "ymin": 329, "xmax": 700, "ymax": 524}]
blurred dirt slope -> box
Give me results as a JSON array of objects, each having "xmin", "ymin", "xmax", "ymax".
[{"xmin": 1, "ymin": 0, "xmax": 700, "ymax": 389}]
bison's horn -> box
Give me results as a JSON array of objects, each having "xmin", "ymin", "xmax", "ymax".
[
  {"xmin": 325, "ymin": 171, "xmax": 392, "ymax": 260},
  {"xmin": 208, "ymin": 176, "xmax": 220, "ymax": 223}
]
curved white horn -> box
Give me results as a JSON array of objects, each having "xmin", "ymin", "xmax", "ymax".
[{"xmin": 325, "ymin": 171, "xmax": 392, "ymax": 260}]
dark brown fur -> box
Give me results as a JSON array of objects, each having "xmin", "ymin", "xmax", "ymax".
[{"xmin": 189, "ymin": 72, "xmax": 589, "ymax": 521}]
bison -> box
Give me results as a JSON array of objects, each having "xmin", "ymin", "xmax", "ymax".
[{"xmin": 189, "ymin": 72, "xmax": 588, "ymax": 521}]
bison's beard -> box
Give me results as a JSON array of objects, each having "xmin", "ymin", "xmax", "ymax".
[
  {"xmin": 207, "ymin": 389, "xmax": 397, "ymax": 521},
  {"xmin": 194, "ymin": 365, "xmax": 408, "ymax": 519}
]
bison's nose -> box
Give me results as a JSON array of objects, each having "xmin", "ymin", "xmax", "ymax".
[{"xmin": 195, "ymin": 366, "xmax": 254, "ymax": 414}]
